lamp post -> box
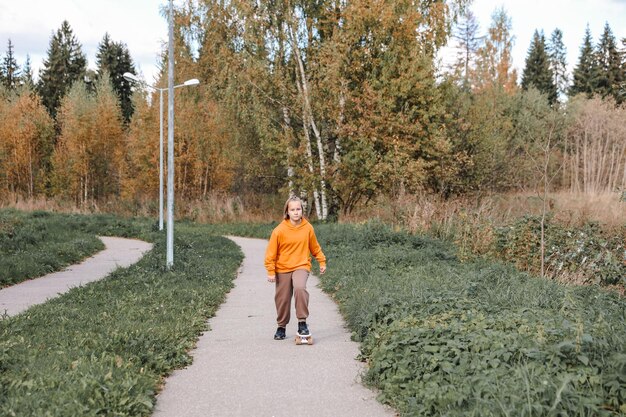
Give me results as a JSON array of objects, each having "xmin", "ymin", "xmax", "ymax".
[{"xmin": 123, "ymin": 73, "xmax": 199, "ymax": 232}]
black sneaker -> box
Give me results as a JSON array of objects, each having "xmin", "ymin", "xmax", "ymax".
[
  {"xmin": 274, "ymin": 327, "xmax": 286, "ymax": 340},
  {"xmin": 297, "ymin": 321, "xmax": 310, "ymax": 336}
]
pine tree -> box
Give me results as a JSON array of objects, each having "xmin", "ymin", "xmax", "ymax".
[
  {"xmin": 1, "ymin": 39, "xmax": 21, "ymax": 90},
  {"xmin": 96, "ymin": 33, "xmax": 136, "ymax": 122},
  {"xmin": 547, "ymin": 28, "xmax": 568, "ymax": 101},
  {"xmin": 21, "ymin": 55, "xmax": 35, "ymax": 90},
  {"xmin": 452, "ymin": 9, "xmax": 482, "ymax": 89},
  {"xmin": 522, "ymin": 30, "xmax": 557, "ymax": 104},
  {"xmin": 37, "ymin": 20, "xmax": 87, "ymax": 118},
  {"xmin": 569, "ymin": 26, "xmax": 597, "ymax": 98},
  {"xmin": 595, "ymin": 22, "xmax": 623, "ymax": 103}
]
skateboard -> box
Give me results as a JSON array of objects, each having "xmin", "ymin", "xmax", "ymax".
[{"xmin": 295, "ymin": 333, "xmax": 314, "ymax": 345}]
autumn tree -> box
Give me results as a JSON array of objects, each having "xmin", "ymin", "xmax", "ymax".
[
  {"xmin": 37, "ymin": 21, "xmax": 87, "ymax": 118},
  {"xmin": 564, "ymin": 96, "xmax": 626, "ymax": 193},
  {"xmin": 121, "ymin": 89, "xmax": 159, "ymax": 203},
  {"xmin": 51, "ymin": 74, "xmax": 125, "ymax": 204},
  {"xmin": 452, "ymin": 9, "xmax": 482, "ymax": 89},
  {"xmin": 153, "ymin": 0, "xmax": 473, "ymax": 218},
  {"xmin": 0, "ymin": 86, "xmax": 55, "ymax": 198},
  {"xmin": 316, "ymin": 0, "xmax": 469, "ymax": 210},
  {"xmin": 472, "ymin": 7, "xmax": 518, "ymax": 94},
  {"xmin": 189, "ymin": 0, "xmax": 281, "ymax": 197},
  {"xmin": 51, "ymin": 82, "xmax": 92, "ymax": 202}
]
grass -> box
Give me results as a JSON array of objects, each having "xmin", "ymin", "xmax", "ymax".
[
  {"xmin": 0, "ymin": 209, "xmax": 106, "ymax": 288},
  {"xmin": 1, "ymin": 192, "xmax": 282, "ymax": 223},
  {"xmin": 314, "ymin": 222, "xmax": 626, "ymax": 416},
  {"xmin": 0, "ymin": 213, "xmax": 243, "ymax": 416},
  {"xmin": 2, "ymin": 210, "xmax": 624, "ymax": 416},
  {"xmin": 342, "ymin": 192, "xmax": 626, "ymax": 288},
  {"xmin": 341, "ymin": 191, "xmax": 626, "ymax": 232}
]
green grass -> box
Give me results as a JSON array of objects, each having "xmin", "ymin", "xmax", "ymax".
[
  {"xmin": 2, "ymin": 215, "xmax": 624, "ymax": 416},
  {"xmin": 312, "ymin": 222, "xmax": 626, "ymax": 416},
  {"xmin": 0, "ymin": 209, "xmax": 107, "ymax": 287},
  {"xmin": 0, "ymin": 213, "xmax": 243, "ymax": 416}
]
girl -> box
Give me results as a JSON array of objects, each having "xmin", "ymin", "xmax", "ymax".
[{"xmin": 264, "ymin": 196, "xmax": 327, "ymax": 340}]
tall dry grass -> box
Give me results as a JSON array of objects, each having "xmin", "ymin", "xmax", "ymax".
[
  {"xmin": 341, "ymin": 190, "xmax": 625, "ymax": 232},
  {"xmin": 0, "ymin": 192, "xmax": 281, "ymax": 223},
  {"xmin": 3, "ymin": 190, "xmax": 623, "ymax": 229}
]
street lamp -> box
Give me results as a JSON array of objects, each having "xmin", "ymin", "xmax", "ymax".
[{"xmin": 123, "ymin": 72, "xmax": 199, "ymax": 232}]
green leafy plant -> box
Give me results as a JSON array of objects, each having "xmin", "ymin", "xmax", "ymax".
[
  {"xmin": 316, "ymin": 221, "xmax": 626, "ymax": 416},
  {"xmin": 0, "ymin": 209, "xmax": 105, "ymax": 287},
  {"xmin": 0, "ymin": 213, "xmax": 242, "ymax": 416}
]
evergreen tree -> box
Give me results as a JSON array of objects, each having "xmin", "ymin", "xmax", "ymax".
[
  {"xmin": 452, "ymin": 9, "xmax": 482, "ymax": 89},
  {"xmin": 95, "ymin": 33, "xmax": 136, "ymax": 122},
  {"xmin": 37, "ymin": 20, "xmax": 87, "ymax": 117},
  {"xmin": 1, "ymin": 39, "xmax": 21, "ymax": 90},
  {"xmin": 21, "ymin": 55, "xmax": 35, "ymax": 90},
  {"xmin": 595, "ymin": 22, "xmax": 623, "ymax": 103},
  {"xmin": 569, "ymin": 26, "xmax": 597, "ymax": 98},
  {"xmin": 547, "ymin": 28, "xmax": 568, "ymax": 101},
  {"xmin": 521, "ymin": 30, "xmax": 557, "ymax": 104}
]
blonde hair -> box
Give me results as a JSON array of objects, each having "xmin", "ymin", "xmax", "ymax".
[{"xmin": 283, "ymin": 196, "xmax": 304, "ymax": 220}]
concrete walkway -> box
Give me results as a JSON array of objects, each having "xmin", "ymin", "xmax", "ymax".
[
  {"xmin": 0, "ymin": 236, "xmax": 153, "ymax": 316},
  {"xmin": 153, "ymin": 236, "xmax": 394, "ymax": 417}
]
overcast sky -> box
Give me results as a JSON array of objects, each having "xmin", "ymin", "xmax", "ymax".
[
  {"xmin": 0, "ymin": 0, "xmax": 625, "ymax": 85},
  {"xmin": 461, "ymin": 0, "xmax": 626, "ymax": 78},
  {"xmin": 0, "ymin": 0, "xmax": 168, "ymax": 84}
]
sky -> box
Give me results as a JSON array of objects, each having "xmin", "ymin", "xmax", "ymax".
[
  {"xmin": 454, "ymin": 0, "xmax": 626, "ymax": 79},
  {"xmin": 0, "ymin": 0, "xmax": 625, "ymax": 85},
  {"xmin": 0, "ymin": 0, "xmax": 169, "ymax": 84}
]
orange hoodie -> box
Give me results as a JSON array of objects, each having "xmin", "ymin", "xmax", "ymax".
[{"xmin": 264, "ymin": 218, "xmax": 326, "ymax": 275}]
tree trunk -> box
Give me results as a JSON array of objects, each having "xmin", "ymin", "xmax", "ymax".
[
  {"xmin": 334, "ymin": 85, "xmax": 345, "ymax": 164},
  {"xmin": 288, "ymin": 18, "xmax": 328, "ymax": 220},
  {"xmin": 302, "ymin": 106, "xmax": 322, "ymax": 220},
  {"xmin": 203, "ymin": 164, "xmax": 210, "ymax": 198},
  {"xmin": 28, "ymin": 143, "xmax": 34, "ymax": 199},
  {"xmin": 282, "ymin": 106, "xmax": 295, "ymax": 195}
]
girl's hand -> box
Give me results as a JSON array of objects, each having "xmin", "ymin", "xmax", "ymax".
[
  {"xmin": 267, "ymin": 275, "xmax": 276, "ymax": 283},
  {"xmin": 319, "ymin": 266, "xmax": 326, "ymax": 275}
]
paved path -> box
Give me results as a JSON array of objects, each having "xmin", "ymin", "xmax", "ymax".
[
  {"xmin": 153, "ymin": 236, "xmax": 394, "ymax": 417},
  {"xmin": 0, "ymin": 236, "xmax": 153, "ymax": 316}
]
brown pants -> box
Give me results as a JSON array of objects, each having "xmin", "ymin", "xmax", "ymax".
[{"xmin": 275, "ymin": 269, "xmax": 309, "ymax": 327}]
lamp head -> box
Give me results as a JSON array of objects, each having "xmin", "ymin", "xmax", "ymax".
[
  {"xmin": 123, "ymin": 72, "xmax": 140, "ymax": 83},
  {"xmin": 183, "ymin": 78, "xmax": 200, "ymax": 86}
]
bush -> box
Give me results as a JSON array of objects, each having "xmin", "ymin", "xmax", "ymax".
[{"xmin": 493, "ymin": 216, "xmax": 625, "ymax": 287}]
